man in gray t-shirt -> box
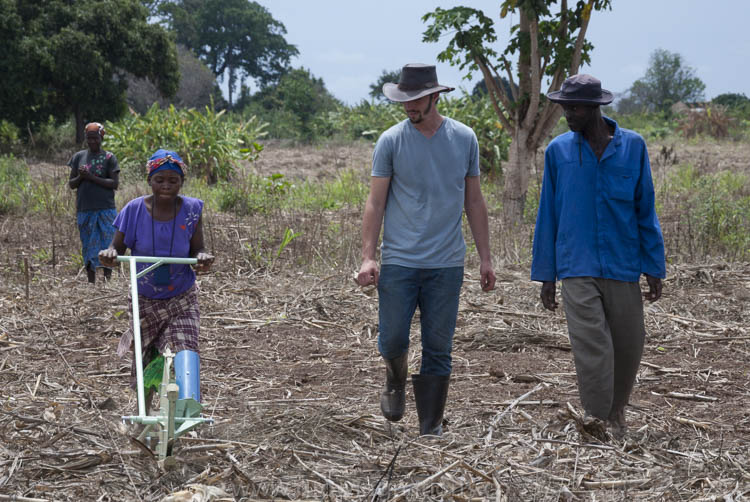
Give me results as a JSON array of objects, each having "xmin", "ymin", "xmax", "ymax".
[{"xmin": 357, "ymin": 64, "xmax": 496, "ymax": 436}]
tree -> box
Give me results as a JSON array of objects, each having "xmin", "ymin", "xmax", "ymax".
[
  {"xmin": 619, "ymin": 49, "xmax": 705, "ymax": 113},
  {"xmin": 712, "ymin": 92, "xmax": 750, "ymax": 109},
  {"xmin": 423, "ymin": 1, "xmax": 611, "ymax": 225},
  {"xmin": 160, "ymin": 0, "xmax": 298, "ymax": 106},
  {"xmin": 0, "ymin": 0, "xmax": 178, "ymax": 144},
  {"xmin": 369, "ymin": 69, "xmax": 402, "ymax": 102},
  {"xmin": 127, "ymin": 45, "xmax": 222, "ymax": 113},
  {"xmin": 245, "ymin": 67, "xmax": 340, "ymax": 140}
]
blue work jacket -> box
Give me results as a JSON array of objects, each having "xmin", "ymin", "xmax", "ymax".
[{"xmin": 531, "ymin": 116, "xmax": 666, "ymax": 283}]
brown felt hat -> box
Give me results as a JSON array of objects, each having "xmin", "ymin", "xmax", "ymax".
[
  {"xmin": 547, "ymin": 74, "xmax": 614, "ymax": 105},
  {"xmin": 382, "ymin": 63, "xmax": 455, "ymax": 102}
]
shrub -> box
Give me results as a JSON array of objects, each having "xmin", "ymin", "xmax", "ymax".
[
  {"xmin": 676, "ymin": 105, "xmax": 732, "ymax": 139},
  {"xmin": 106, "ymin": 102, "xmax": 267, "ymax": 183},
  {"xmin": 239, "ymin": 68, "xmax": 340, "ymax": 141},
  {"xmin": 321, "ymin": 100, "xmax": 403, "ymax": 141},
  {"xmin": 29, "ymin": 117, "xmax": 77, "ymax": 158},
  {"xmin": 604, "ymin": 111, "xmax": 677, "ymax": 141},
  {"xmin": 660, "ymin": 164, "xmax": 750, "ymax": 260},
  {"xmin": 0, "ymin": 155, "xmax": 31, "ymax": 214},
  {"xmin": 0, "ymin": 120, "xmax": 20, "ymax": 154},
  {"xmin": 712, "ymin": 92, "xmax": 750, "ymax": 110}
]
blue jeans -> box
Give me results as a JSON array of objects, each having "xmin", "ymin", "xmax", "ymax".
[{"xmin": 377, "ymin": 265, "xmax": 464, "ymax": 376}]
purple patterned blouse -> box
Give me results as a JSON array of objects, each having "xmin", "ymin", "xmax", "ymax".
[{"xmin": 113, "ymin": 196, "xmax": 204, "ymax": 299}]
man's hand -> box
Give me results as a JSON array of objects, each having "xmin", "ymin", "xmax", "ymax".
[
  {"xmin": 98, "ymin": 248, "xmax": 118, "ymax": 268},
  {"xmin": 194, "ymin": 252, "xmax": 214, "ymax": 274},
  {"xmin": 644, "ymin": 274, "xmax": 662, "ymax": 302},
  {"xmin": 357, "ymin": 259, "xmax": 379, "ymax": 287},
  {"xmin": 540, "ymin": 281, "xmax": 558, "ymax": 311},
  {"xmin": 480, "ymin": 261, "xmax": 496, "ymax": 292}
]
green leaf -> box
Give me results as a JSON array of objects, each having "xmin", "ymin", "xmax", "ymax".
[{"xmin": 142, "ymin": 355, "xmax": 164, "ymax": 398}]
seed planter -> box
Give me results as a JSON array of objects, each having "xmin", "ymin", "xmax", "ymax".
[{"xmin": 117, "ymin": 256, "xmax": 213, "ymax": 466}]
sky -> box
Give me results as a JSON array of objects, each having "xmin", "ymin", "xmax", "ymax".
[{"xmin": 251, "ymin": 0, "xmax": 749, "ymax": 105}]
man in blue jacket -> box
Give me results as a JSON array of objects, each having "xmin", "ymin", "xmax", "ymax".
[{"xmin": 531, "ymin": 74, "xmax": 666, "ymax": 438}]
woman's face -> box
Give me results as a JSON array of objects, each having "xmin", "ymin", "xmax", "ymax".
[
  {"xmin": 86, "ymin": 132, "xmax": 102, "ymax": 153},
  {"xmin": 149, "ymin": 170, "xmax": 183, "ymax": 201}
]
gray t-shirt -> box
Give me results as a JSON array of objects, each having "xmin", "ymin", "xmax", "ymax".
[
  {"xmin": 372, "ymin": 117, "xmax": 480, "ymax": 268},
  {"xmin": 68, "ymin": 149, "xmax": 120, "ymax": 212}
]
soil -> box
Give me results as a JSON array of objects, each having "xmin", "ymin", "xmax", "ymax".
[{"xmin": 0, "ymin": 139, "xmax": 748, "ymax": 501}]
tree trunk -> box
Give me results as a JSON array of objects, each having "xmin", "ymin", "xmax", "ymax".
[
  {"xmin": 502, "ymin": 129, "xmax": 535, "ymax": 226},
  {"xmin": 227, "ymin": 66, "xmax": 235, "ymax": 108},
  {"xmin": 74, "ymin": 106, "xmax": 84, "ymax": 145}
]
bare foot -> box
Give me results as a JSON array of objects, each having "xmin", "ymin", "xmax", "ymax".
[
  {"xmin": 608, "ymin": 408, "xmax": 627, "ymax": 439},
  {"xmin": 581, "ymin": 413, "xmax": 608, "ymax": 442}
]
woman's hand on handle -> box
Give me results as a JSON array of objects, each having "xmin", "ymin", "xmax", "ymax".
[
  {"xmin": 98, "ymin": 248, "xmax": 118, "ymax": 268},
  {"xmin": 194, "ymin": 252, "xmax": 214, "ymax": 274}
]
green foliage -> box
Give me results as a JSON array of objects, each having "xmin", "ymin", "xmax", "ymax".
[
  {"xmin": 422, "ymin": 1, "xmax": 611, "ymax": 86},
  {"xmin": 289, "ymin": 170, "xmax": 369, "ymax": 210},
  {"xmin": 661, "ymin": 165, "xmax": 750, "ymax": 260},
  {"xmin": 421, "ymin": 1, "xmax": 612, "ymax": 224},
  {"xmin": 159, "ymin": 0, "xmax": 298, "ymax": 104},
  {"xmin": 0, "ymin": 0, "xmax": 178, "ymax": 143},
  {"xmin": 438, "ymin": 93, "xmax": 511, "ymax": 175},
  {"xmin": 215, "ymin": 170, "xmax": 369, "ymax": 215},
  {"xmin": 215, "ymin": 174, "xmax": 288, "ymax": 214},
  {"xmin": 240, "ymin": 68, "xmax": 340, "ymax": 140},
  {"xmin": 712, "ymin": 93, "xmax": 750, "ymax": 128},
  {"xmin": 142, "ymin": 354, "xmax": 165, "ymax": 397},
  {"xmin": 618, "ymin": 49, "xmax": 705, "ymax": 114},
  {"xmin": 275, "ymin": 228, "xmax": 301, "ymax": 259},
  {"xmin": 105, "ymin": 103, "xmax": 266, "ymax": 183},
  {"xmin": 0, "ymin": 120, "xmax": 20, "ymax": 154},
  {"xmin": 712, "ymin": 92, "xmax": 750, "ymax": 109},
  {"xmin": 604, "ymin": 111, "xmax": 677, "ymax": 141},
  {"xmin": 30, "ymin": 117, "xmax": 77, "ymax": 156},
  {"xmin": 321, "ymin": 101, "xmax": 404, "ymax": 141},
  {"xmin": 0, "ymin": 155, "xmax": 31, "ymax": 214}
]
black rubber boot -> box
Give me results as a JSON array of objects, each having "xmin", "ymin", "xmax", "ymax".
[
  {"xmin": 86, "ymin": 265, "xmax": 96, "ymax": 284},
  {"xmin": 412, "ymin": 374, "xmax": 450, "ymax": 436},
  {"xmin": 380, "ymin": 352, "xmax": 408, "ymax": 422}
]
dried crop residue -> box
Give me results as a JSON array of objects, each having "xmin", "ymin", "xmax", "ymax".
[
  {"xmin": 2, "ymin": 261, "xmax": 748, "ymax": 501},
  {"xmin": 248, "ymin": 140, "xmax": 374, "ymax": 181},
  {"xmin": 0, "ymin": 140, "xmax": 748, "ymax": 501}
]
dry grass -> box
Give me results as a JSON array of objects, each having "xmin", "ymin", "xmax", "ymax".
[{"xmin": 0, "ymin": 141, "xmax": 748, "ymax": 501}]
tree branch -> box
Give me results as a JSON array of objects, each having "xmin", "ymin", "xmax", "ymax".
[
  {"xmin": 475, "ymin": 55, "xmax": 515, "ymax": 134},
  {"xmin": 517, "ymin": 10, "xmax": 532, "ymax": 98},
  {"xmin": 499, "ymin": 56, "xmax": 519, "ymax": 102},
  {"xmin": 522, "ymin": 16, "xmax": 541, "ymax": 129},
  {"xmin": 485, "ymin": 58, "xmax": 514, "ymax": 110},
  {"xmin": 569, "ymin": 0, "xmax": 594, "ymax": 73},
  {"xmin": 531, "ymin": 101, "xmax": 563, "ymax": 147}
]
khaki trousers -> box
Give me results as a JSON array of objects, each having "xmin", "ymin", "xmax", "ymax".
[{"xmin": 561, "ymin": 277, "xmax": 645, "ymax": 420}]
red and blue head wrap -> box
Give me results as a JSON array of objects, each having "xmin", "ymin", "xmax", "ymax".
[
  {"xmin": 147, "ymin": 149, "xmax": 186, "ymax": 179},
  {"xmin": 84, "ymin": 122, "xmax": 105, "ymax": 138}
]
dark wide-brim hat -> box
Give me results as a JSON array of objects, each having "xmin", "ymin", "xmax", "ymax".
[
  {"xmin": 383, "ymin": 63, "xmax": 455, "ymax": 102},
  {"xmin": 547, "ymin": 74, "xmax": 614, "ymax": 105}
]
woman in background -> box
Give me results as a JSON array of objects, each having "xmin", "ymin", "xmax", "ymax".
[{"xmin": 68, "ymin": 122, "xmax": 120, "ymax": 283}]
